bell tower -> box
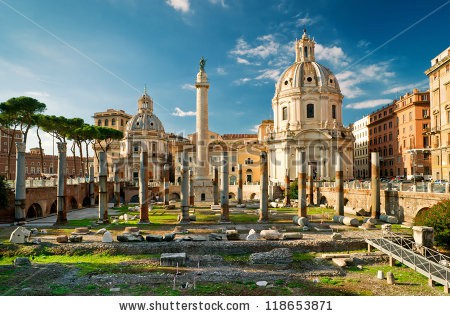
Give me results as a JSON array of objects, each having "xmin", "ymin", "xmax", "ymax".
[{"xmin": 295, "ymin": 29, "xmax": 316, "ymax": 62}]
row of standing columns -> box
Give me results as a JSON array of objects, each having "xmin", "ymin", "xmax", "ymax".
[{"xmin": 13, "ymin": 141, "xmax": 382, "ymax": 224}]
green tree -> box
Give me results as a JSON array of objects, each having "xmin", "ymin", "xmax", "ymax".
[
  {"xmin": 66, "ymin": 118, "xmax": 85, "ymax": 177},
  {"xmin": 0, "ymin": 96, "xmax": 46, "ymax": 144},
  {"xmin": 0, "ymin": 112, "xmax": 20, "ymax": 180},
  {"xmin": 290, "ymin": 180, "xmax": 298, "ymax": 199},
  {"xmin": 414, "ymin": 200, "xmax": 450, "ymax": 247},
  {"xmin": 92, "ymin": 126, "xmax": 123, "ymax": 172}
]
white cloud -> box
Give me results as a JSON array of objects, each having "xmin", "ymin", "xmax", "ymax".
[
  {"xmin": 315, "ymin": 43, "xmax": 349, "ymax": 67},
  {"xmin": 360, "ymin": 62, "xmax": 395, "ymax": 80},
  {"xmin": 181, "ymin": 83, "xmax": 195, "ymax": 91},
  {"xmin": 233, "ymin": 78, "xmax": 251, "ymax": 85},
  {"xmin": 295, "ymin": 14, "xmax": 320, "ymax": 27},
  {"xmin": 166, "ymin": 0, "xmax": 190, "ymax": 13},
  {"xmin": 216, "ymin": 67, "xmax": 227, "ymax": 75},
  {"xmin": 208, "ymin": 0, "xmax": 227, "ymax": 7},
  {"xmin": 172, "ymin": 107, "xmax": 196, "ymax": 117},
  {"xmin": 255, "ymin": 69, "xmax": 281, "ymax": 81},
  {"xmin": 382, "ymin": 79, "xmax": 429, "ymax": 95},
  {"xmin": 345, "ymin": 99, "xmax": 392, "ymax": 109},
  {"xmin": 249, "ymin": 124, "xmax": 259, "ymax": 133},
  {"xmin": 236, "ymin": 57, "xmax": 251, "ymax": 65},
  {"xmin": 357, "ymin": 40, "xmax": 370, "ymax": 48},
  {"xmin": 230, "ymin": 35, "xmax": 279, "ymax": 59}
]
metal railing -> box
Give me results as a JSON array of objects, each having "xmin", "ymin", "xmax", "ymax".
[{"xmin": 365, "ymin": 230, "xmax": 450, "ymax": 288}]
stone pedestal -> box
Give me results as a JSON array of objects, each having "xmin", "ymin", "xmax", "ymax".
[
  {"xmin": 258, "ymin": 151, "xmax": 269, "ymax": 222},
  {"xmin": 412, "ymin": 226, "xmax": 434, "ymax": 248},
  {"xmin": 14, "ymin": 142, "xmax": 26, "ymax": 222},
  {"xmin": 219, "ymin": 151, "xmax": 230, "ymax": 223},
  {"xmin": 298, "ymin": 151, "xmax": 307, "ymax": 217},
  {"xmin": 139, "ymin": 151, "xmax": 149, "ymax": 223},
  {"xmin": 56, "ymin": 142, "xmax": 67, "ymax": 224},
  {"xmin": 371, "ymin": 152, "xmax": 380, "ymax": 219},
  {"xmin": 98, "ymin": 151, "xmax": 109, "ymax": 223},
  {"xmin": 335, "ymin": 152, "xmax": 344, "ymax": 216}
]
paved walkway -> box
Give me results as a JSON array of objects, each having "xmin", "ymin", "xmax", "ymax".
[{"xmin": 23, "ymin": 208, "xmax": 122, "ymax": 226}]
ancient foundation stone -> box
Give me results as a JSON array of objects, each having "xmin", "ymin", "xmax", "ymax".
[
  {"xmin": 226, "ymin": 230, "xmax": 240, "ymax": 240},
  {"xmin": 14, "ymin": 257, "xmax": 31, "ymax": 267},
  {"xmin": 249, "ymin": 248, "xmax": 293, "ymax": 265},
  {"xmin": 282, "ymin": 232, "xmax": 303, "ymax": 240},
  {"xmin": 117, "ymin": 234, "xmax": 144, "ymax": 242},
  {"xmin": 9, "ymin": 227, "xmax": 31, "ymax": 244},
  {"xmin": 56, "ymin": 235, "xmax": 68, "ymax": 243},
  {"xmin": 160, "ymin": 253, "xmax": 186, "ymax": 267},
  {"xmin": 102, "ymin": 231, "xmax": 113, "ymax": 243},
  {"xmin": 69, "ymin": 235, "xmax": 83, "ymax": 243},
  {"xmin": 146, "ymin": 235, "xmax": 164, "ymax": 242},
  {"xmin": 260, "ymin": 229, "xmax": 282, "ymax": 240}
]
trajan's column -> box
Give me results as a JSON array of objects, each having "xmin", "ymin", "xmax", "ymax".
[{"xmin": 194, "ymin": 57, "xmax": 214, "ymax": 202}]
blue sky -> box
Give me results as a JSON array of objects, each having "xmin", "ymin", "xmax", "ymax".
[{"xmin": 0, "ymin": 0, "xmax": 449, "ymax": 154}]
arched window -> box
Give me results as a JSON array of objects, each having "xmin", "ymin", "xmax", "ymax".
[
  {"xmin": 332, "ymin": 104, "xmax": 336, "ymax": 119},
  {"xmin": 111, "ymin": 118, "xmax": 116, "ymax": 126},
  {"xmin": 282, "ymin": 107, "xmax": 288, "ymax": 120},
  {"xmin": 104, "ymin": 119, "xmax": 109, "ymax": 126},
  {"xmin": 121, "ymin": 119, "xmax": 124, "ymax": 126},
  {"xmin": 306, "ymin": 104, "xmax": 314, "ymax": 118},
  {"xmin": 97, "ymin": 119, "xmax": 101, "ymax": 126},
  {"xmin": 304, "ymin": 46, "xmax": 308, "ymax": 58}
]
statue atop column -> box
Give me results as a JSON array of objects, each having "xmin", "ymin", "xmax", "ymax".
[{"xmin": 199, "ymin": 56, "xmax": 207, "ymax": 72}]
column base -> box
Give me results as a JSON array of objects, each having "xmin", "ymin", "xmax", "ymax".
[
  {"xmin": 218, "ymin": 219, "xmax": 232, "ymax": 224},
  {"xmin": 138, "ymin": 220, "xmax": 151, "ymax": 224},
  {"xmin": 257, "ymin": 219, "xmax": 269, "ymax": 223},
  {"xmin": 178, "ymin": 219, "xmax": 191, "ymax": 225}
]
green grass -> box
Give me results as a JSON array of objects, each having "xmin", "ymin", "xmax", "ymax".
[
  {"xmin": 221, "ymin": 254, "xmax": 250, "ymax": 263},
  {"xmin": 320, "ymin": 277, "xmax": 344, "ymax": 286},
  {"xmin": 347, "ymin": 262, "xmax": 435, "ymax": 286},
  {"xmin": 292, "ymin": 252, "xmax": 315, "ymax": 261}
]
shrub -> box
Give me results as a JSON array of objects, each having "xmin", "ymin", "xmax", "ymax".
[
  {"xmin": 414, "ymin": 200, "xmax": 450, "ymax": 247},
  {"xmin": 290, "ymin": 180, "xmax": 298, "ymax": 199},
  {"xmin": 0, "ymin": 176, "xmax": 8, "ymax": 209}
]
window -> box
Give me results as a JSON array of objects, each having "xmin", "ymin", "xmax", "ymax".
[
  {"xmin": 388, "ymin": 122, "xmax": 392, "ymax": 128},
  {"xmin": 282, "ymin": 107, "xmax": 288, "ymax": 121},
  {"xmin": 421, "ymin": 94, "xmax": 428, "ymax": 101},
  {"xmin": 98, "ymin": 119, "xmax": 101, "ymax": 126},
  {"xmin": 111, "ymin": 118, "xmax": 116, "ymax": 126},
  {"xmin": 133, "ymin": 145, "xmax": 139, "ymax": 153},
  {"xmin": 378, "ymin": 126, "xmax": 381, "ymax": 132},
  {"xmin": 121, "ymin": 119, "xmax": 124, "ymax": 126},
  {"xmin": 423, "ymin": 123, "xmax": 429, "ymax": 129},
  {"xmin": 389, "ymin": 133, "xmax": 392, "ymax": 141},
  {"xmin": 409, "ymin": 112, "xmax": 412, "ymax": 121},
  {"xmin": 245, "ymin": 158, "xmax": 253, "ymax": 165},
  {"xmin": 104, "ymin": 119, "xmax": 109, "ymax": 126},
  {"xmin": 332, "ymin": 104, "xmax": 336, "ymax": 119},
  {"xmin": 306, "ymin": 104, "xmax": 314, "ymax": 118}
]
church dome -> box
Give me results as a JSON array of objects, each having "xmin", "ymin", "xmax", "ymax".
[
  {"xmin": 274, "ymin": 30, "xmax": 341, "ymax": 96},
  {"xmin": 126, "ymin": 89, "xmax": 165, "ymax": 134}
]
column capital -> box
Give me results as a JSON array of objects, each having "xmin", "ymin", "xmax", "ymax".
[
  {"xmin": 15, "ymin": 142, "xmax": 26, "ymax": 153},
  {"xmin": 57, "ymin": 142, "xmax": 67, "ymax": 153}
]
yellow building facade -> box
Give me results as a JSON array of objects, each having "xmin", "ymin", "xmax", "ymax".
[{"xmin": 425, "ymin": 47, "xmax": 450, "ymax": 180}]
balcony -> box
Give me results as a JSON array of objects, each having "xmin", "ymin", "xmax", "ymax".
[{"xmin": 431, "ymin": 126, "xmax": 441, "ymax": 134}]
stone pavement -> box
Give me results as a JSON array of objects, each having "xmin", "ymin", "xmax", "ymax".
[{"xmin": 22, "ymin": 208, "xmax": 122, "ymax": 226}]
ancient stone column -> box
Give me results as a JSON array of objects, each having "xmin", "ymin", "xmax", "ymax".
[
  {"xmin": 139, "ymin": 150, "xmax": 149, "ymax": 223},
  {"xmin": 195, "ymin": 61, "xmax": 210, "ymax": 180},
  {"xmin": 55, "ymin": 142, "xmax": 67, "ymax": 224},
  {"xmin": 237, "ymin": 163, "xmax": 243, "ymax": 204},
  {"xmin": 220, "ymin": 151, "xmax": 230, "ymax": 223},
  {"xmin": 14, "ymin": 142, "xmax": 26, "ymax": 222},
  {"xmin": 213, "ymin": 165, "xmax": 219, "ymax": 205},
  {"xmin": 258, "ymin": 151, "xmax": 269, "ymax": 222},
  {"xmin": 298, "ymin": 151, "xmax": 307, "ymax": 217},
  {"xmin": 308, "ymin": 164, "xmax": 314, "ymax": 205},
  {"xmin": 98, "ymin": 151, "xmax": 108, "ymax": 223},
  {"xmin": 113, "ymin": 163, "xmax": 120, "ymax": 207},
  {"xmin": 189, "ymin": 169, "xmax": 195, "ymax": 206},
  {"xmin": 89, "ymin": 165, "xmax": 95, "ymax": 206},
  {"xmin": 163, "ymin": 163, "xmax": 170, "ymax": 205},
  {"xmin": 335, "ymin": 151, "xmax": 344, "ymax": 216},
  {"xmin": 179, "ymin": 153, "xmax": 190, "ymax": 224},
  {"xmin": 371, "ymin": 152, "xmax": 380, "ymax": 219},
  {"xmin": 284, "ymin": 169, "xmax": 291, "ymax": 207}
]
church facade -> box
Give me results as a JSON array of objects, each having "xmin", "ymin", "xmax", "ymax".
[{"xmin": 266, "ymin": 30, "xmax": 354, "ymax": 183}]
